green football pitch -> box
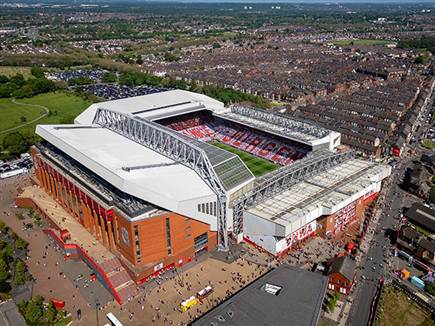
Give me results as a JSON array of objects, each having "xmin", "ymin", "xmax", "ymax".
[{"xmin": 210, "ymin": 140, "xmax": 278, "ymax": 177}]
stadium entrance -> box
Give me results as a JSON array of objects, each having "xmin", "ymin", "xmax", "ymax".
[{"xmin": 194, "ymin": 233, "xmax": 208, "ymax": 256}]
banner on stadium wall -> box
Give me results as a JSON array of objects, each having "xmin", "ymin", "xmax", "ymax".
[
  {"xmin": 154, "ymin": 262, "xmax": 164, "ymax": 272},
  {"xmin": 282, "ymin": 220, "xmax": 317, "ymax": 249},
  {"xmin": 334, "ymin": 201, "xmax": 356, "ymax": 231}
]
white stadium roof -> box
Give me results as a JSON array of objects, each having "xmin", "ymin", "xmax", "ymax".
[
  {"xmin": 75, "ymin": 89, "xmax": 226, "ymax": 125},
  {"xmin": 247, "ymin": 158, "xmax": 391, "ymax": 236},
  {"xmin": 36, "ymin": 124, "xmax": 216, "ymax": 212}
]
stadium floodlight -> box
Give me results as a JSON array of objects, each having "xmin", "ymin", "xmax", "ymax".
[{"xmin": 92, "ymin": 108, "xmax": 230, "ymax": 250}]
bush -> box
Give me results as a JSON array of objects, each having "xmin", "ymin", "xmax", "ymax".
[
  {"xmin": 425, "ymin": 282, "xmax": 435, "ymax": 296},
  {"xmin": 14, "ymin": 260, "xmax": 27, "ymax": 285},
  {"xmin": 16, "ymin": 238, "xmax": 29, "ymax": 250},
  {"xmin": 327, "ymin": 292, "xmax": 339, "ymax": 312}
]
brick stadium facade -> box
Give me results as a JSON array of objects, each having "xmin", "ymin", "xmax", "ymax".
[{"xmin": 18, "ymin": 148, "xmax": 217, "ymax": 285}]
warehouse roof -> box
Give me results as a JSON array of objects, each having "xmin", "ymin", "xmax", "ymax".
[{"xmin": 192, "ymin": 265, "xmax": 327, "ymax": 326}]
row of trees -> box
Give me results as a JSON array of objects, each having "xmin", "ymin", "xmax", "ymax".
[
  {"xmin": 1, "ymin": 132, "xmax": 38, "ymax": 159},
  {"xmin": 398, "ymin": 37, "xmax": 435, "ymax": 54},
  {"xmin": 0, "ymin": 68, "xmax": 57, "ymax": 99},
  {"xmin": 0, "ymin": 220, "xmax": 30, "ymax": 299},
  {"xmin": 18, "ymin": 295, "xmax": 69, "ymax": 326}
]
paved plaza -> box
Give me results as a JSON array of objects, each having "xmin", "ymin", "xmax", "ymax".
[{"xmin": 1, "ymin": 174, "xmax": 370, "ymax": 326}]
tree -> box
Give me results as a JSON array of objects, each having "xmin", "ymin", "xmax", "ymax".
[
  {"xmin": 30, "ymin": 67, "xmax": 45, "ymax": 79},
  {"xmin": 12, "ymin": 85, "xmax": 34, "ymax": 99},
  {"xmin": 14, "ymin": 260, "xmax": 27, "ymax": 285},
  {"xmin": 102, "ymin": 72, "xmax": 117, "ymax": 83},
  {"xmin": 425, "ymin": 282, "xmax": 435, "ymax": 296},
  {"xmin": 164, "ymin": 52, "xmax": 178, "ymax": 62},
  {"xmin": 0, "ymin": 75, "xmax": 9, "ymax": 84},
  {"xmin": 430, "ymin": 187, "xmax": 435, "ymax": 205},
  {"xmin": 24, "ymin": 299, "xmax": 43, "ymax": 325},
  {"xmin": 15, "ymin": 238, "xmax": 28, "ymax": 250},
  {"xmin": 44, "ymin": 302, "xmax": 57, "ymax": 323},
  {"xmin": 0, "ymin": 220, "xmax": 5, "ymax": 232},
  {"xmin": 9, "ymin": 74, "xmax": 25, "ymax": 88},
  {"xmin": 0, "ymin": 258, "xmax": 9, "ymax": 283},
  {"xmin": 2, "ymin": 132, "xmax": 28, "ymax": 156},
  {"xmin": 0, "ymin": 84, "xmax": 11, "ymax": 98},
  {"xmin": 327, "ymin": 292, "xmax": 339, "ymax": 312}
]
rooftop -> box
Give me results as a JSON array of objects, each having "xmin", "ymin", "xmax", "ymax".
[
  {"xmin": 74, "ymin": 89, "xmax": 225, "ymax": 125},
  {"xmin": 36, "ymin": 124, "xmax": 216, "ymax": 214},
  {"xmin": 328, "ymin": 255, "xmax": 356, "ymax": 281},
  {"xmin": 216, "ymin": 106, "xmax": 332, "ymax": 145},
  {"xmin": 248, "ymin": 159, "xmax": 390, "ymax": 230},
  {"xmin": 192, "ymin": 265, "xmax": 327, "ymax": 326},
  {"xmin": 405, "ymin": 203, "xmax": 435, "ymax": 233}
]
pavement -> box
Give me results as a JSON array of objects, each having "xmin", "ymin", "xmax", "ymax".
[{"xmin": 0, "ymin": 175, "xmax": 93, "ymax": 318}]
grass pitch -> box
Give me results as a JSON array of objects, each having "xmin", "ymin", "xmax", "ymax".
[{"xmin": 210, "ymin": 140, "xmax": 278, "ymax": 177}]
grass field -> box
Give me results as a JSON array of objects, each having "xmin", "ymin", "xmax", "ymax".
[
  {"xmin": 210, "ymin": 140, "xmax": 278, "ymax": 177},
  {"xmin": 0, "ymin": 92, "xmax": 92, "ymax": 143},
  {"xmin": 0, "ymin": 98, "xmax": 46, "ymax": 133},
  {"xmin": 377, "ymin": 287, "xmax": 433, "ymax": 326},
  {"xmin": 333, "ymin": 39, "xmax": 392, "ymax": 46},
  {"xmin": 422, "ymin": 139, "xmax": 435, "ymax": 150},
  {"xmin": 0, "ymin": 66, "xmax": 32, "ymax": 78}
]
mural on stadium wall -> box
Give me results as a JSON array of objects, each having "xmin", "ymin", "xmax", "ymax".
[
  {"xmin": 334, "ymin": 201, "xmax": 356, "ymax": 231},
  {"xmin": 276, "ymin": 220, "xmax": 317, "ymax": 253}
]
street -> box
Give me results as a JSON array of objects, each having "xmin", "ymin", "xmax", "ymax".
[{"xmin": 347, "ymin": 94, "xmax": 434, "ymax": 326}]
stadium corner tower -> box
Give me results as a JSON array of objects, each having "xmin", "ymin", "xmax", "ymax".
[{"xmin": 27, "ymin": 89, "xmax": 390, "ymax": 286}]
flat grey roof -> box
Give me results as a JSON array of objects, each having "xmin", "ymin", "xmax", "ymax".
[
  {"xmin": 0, "ymin": 300, "xmax": 26, "ymax": 326},
  {"xmin": 192, "ymin": 265, "xmax": 327, "ymax": 326}
]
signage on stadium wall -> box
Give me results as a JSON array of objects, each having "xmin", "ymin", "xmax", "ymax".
[
  {"xmin": 281, "ymin": 220, "xmax": 317, "ymax": 250},
  {"xmin": 334, "ymin": 201, "xmax": 356, "ymax": 231},
  {"xmin": 154, "ymin": 262, "xmax": 164, "ymax": 272}
]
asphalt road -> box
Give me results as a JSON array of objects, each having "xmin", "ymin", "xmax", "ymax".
[
  {"xmin": 347, "ymin": 94, "xmax": 434, "ymax": 326},
  {"xmin": 347, "ymin": 159, "xmax": 408, "ymax": 326}
]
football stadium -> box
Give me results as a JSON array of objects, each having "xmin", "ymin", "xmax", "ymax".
[{"xmin": 16, "ymin": 90, "xmax": 391, "ymax": 304}]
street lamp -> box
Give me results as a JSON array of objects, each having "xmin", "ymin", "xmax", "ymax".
[{"xmin": 95, "ymin": 299, "xmax": 100, "ymax": 326}]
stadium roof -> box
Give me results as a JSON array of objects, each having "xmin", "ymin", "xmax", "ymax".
[
  {"xmin": 75, "ymin": 89, "xmax": 225, "ymax": 125},
  {"xmin": 216, "ymin": 106, "xmax": 336, "ymax": 146},
  {"xmin": 36, "ymin": 124, "xmax": 216, "ymax": 213},
  {"xmin": 247, "ymin": 158, "xmax": 391, "ymax": 234},
  {"xmin": 192, "ymin": 265, "xmax": 327, "ymax": 326}
]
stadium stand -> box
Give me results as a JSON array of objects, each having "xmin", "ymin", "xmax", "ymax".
[{"xmin": 159, "ymin": 112, "xmax": 309, "ymax": 166}]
